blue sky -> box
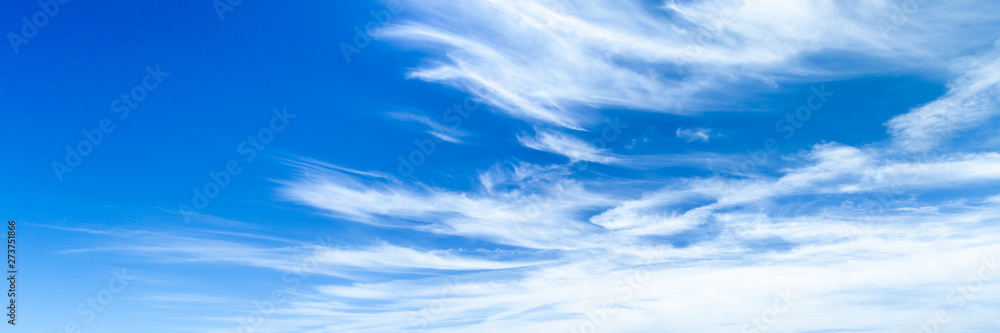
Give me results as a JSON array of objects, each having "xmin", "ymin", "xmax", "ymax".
[{"xmin": 3, "ymin": 0, "xmax": 1000, "ymax": 332}]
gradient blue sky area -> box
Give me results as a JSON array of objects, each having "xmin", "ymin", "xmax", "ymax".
[{"xmin": 3, "ymin": 0, "xmax": 1000, "ymax": 332}]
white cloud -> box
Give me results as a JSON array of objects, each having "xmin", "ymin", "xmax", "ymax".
[
  {"xmin": 389, "ymin": 111, "xmax": 468, "ymax": 144},
  {"xmin": 103, "ymin": 138, "xmax": 1000, "ymax": 332},
  {"xmin": 517, "ymin": 128, "xmax": 619, "ymax": 164},
  {"xmin": 886, "ymin": 51, "xmax": 1000, "ymax": 151},
  {"xmin": 676, "ymin": 127, "xmax": 715, "ymax": 142},
  {"xmin": 280, "ymin": 161, "xmax": 617, "ymax": 250},
  {"xmin": 383, "ymin": 0, "xmax": 1000, "ymax": 128},
  {"xmin": 118, "ymin": 208, "xmax": 1000, "ymax": 333},
  {"xmin": 70, "ymin": 231, "xmax": 546, "ymax": 279},
  {"xmin": 987, "ymin": 195, "xmax": 1000, "ymax": 204},
  {"xmin": 315, "ymin": 243, "xmax": 546, "ymax": 271}
]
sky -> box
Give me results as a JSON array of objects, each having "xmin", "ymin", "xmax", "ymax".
[{"xmin": 2, "ymin": 0, "xmax": 1000, "ymax": 332}]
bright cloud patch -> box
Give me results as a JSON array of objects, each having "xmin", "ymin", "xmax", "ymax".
[
  {"xmin": 517, "ymin": 128, "xmax": 619, "ymax": 164},
  {"xmin": 676, "ymin": 127, "xmax": 715, "ymax": 142},
  {"xmin": 383, "ymin": 0, "xmax": 1000, "ymax": 128}
]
